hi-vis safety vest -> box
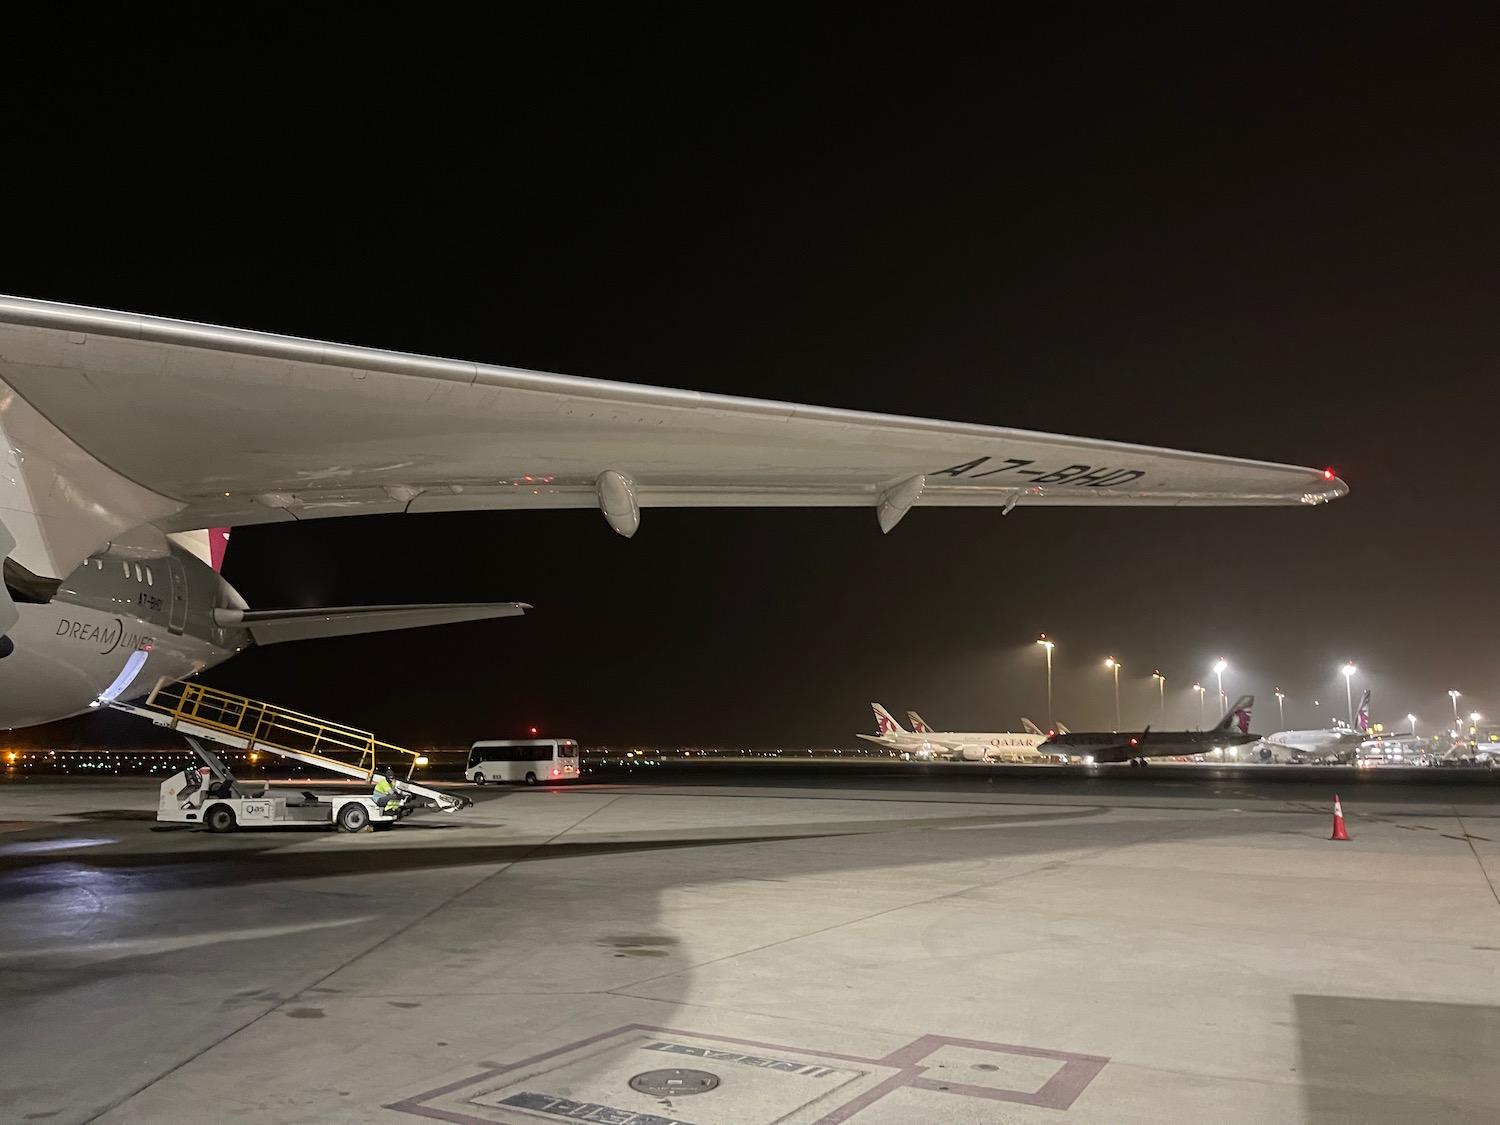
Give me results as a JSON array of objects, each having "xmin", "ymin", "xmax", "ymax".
[{"xmin": 373, "ymin": 775, "xmax": 398, "ymax": 808}]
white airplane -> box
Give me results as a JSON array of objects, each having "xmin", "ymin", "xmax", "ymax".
[
  {"xmin": 906, "ymin": 714, "xmax": 1074, "ymax": 759},
  {"xmin": 1263, "ymin": 690, "xmax": 1371, "ymax": 763},
  {"xmin": 0, "ymin": 296, "xmax": 1346, "ymax": 730},
  {"xmin": 862, "ymin": 704, "xmax": 1049, "ymax": 761}
]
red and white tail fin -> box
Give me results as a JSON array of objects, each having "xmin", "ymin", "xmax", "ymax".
[
  {"xmin": 208, "ymin": 528, "xmax": 231, "ymax": 573},
  {"xmin": 1356, "ymin": 689, "xmax": 1371, "ymax": 733},
  {"xmin": 906, "ymin": 710, "xmax": 934, "ymax": 734},
  {"xmin": 1214, "ymin": 695, "xmax": 1254, "ymax": 732},
  {"xmin": 167, "ymin": 527, "xmax": 233, "ymax": 573},
  {"xmin": 871, "ymin": 704, "xmax": 907, "ymax": 736}
]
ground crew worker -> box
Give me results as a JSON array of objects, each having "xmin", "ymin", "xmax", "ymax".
[{"xmin": 372, "ymin": 767, "xmax": 402, "ymax": 816}]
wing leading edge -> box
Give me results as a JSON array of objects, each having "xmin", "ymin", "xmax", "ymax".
[{"xmin": 0, "ymin": 296, "xmax": 1347, "ymax": 577}]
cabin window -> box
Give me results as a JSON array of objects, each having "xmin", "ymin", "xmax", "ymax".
[
  {"xmin": 145, "ymin": 566, "xmax": 153, "ymax": 586},
  {"xmin": 133, "ymin": 564, "xmax": 143, "ymax": 583},
  {"xmin": 122, "ymin": 561, "xmax": 130, "ymax": 578}
]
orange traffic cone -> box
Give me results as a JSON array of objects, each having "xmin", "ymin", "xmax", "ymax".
[{"xmin": 1330, "ymin": 794, "xmax": 1349, "ymax": 841}]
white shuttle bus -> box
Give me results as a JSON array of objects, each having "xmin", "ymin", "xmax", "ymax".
[{"xmin": 467, "ymin": 739, "xmax": 580, "ymax": 785}]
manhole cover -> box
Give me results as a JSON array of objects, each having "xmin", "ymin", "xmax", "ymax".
[{"xmin": 629, "ymin": 1068, "xmax": 720, "ymax": 1096}]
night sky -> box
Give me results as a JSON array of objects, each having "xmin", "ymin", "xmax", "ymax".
[{"xmin": 6, "ymin": 8, "xmax": 1499, "ymax": 746}]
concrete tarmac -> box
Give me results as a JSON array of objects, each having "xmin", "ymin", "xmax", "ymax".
[{"xmin": 2, "ymin": 765, "xmax": 1498, "ymax": 1124}]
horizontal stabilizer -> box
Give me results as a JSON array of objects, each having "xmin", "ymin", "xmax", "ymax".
[{"xmin": 213, "ymin": 602, "xmax": 529, "ymax": 645}]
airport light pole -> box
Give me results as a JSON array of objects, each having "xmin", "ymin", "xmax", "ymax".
[
  {"xmin": 1213, "ymin": 659, "xmax": 1227, "ymax": 716},
  {"xmin": 1152, "ymin": 670, "xmax": 1165, "ymax": 725},
  {"xmin": 1193, "ymin": 682, "xmax": 1205, "ymax": 729},
  {"xmin": 1105, "ymin": 656, "xmax": 1121, "ymax": 730},
  {"xmin": 1340, "ymin": 662, "xmax": 1356, "ymax": 726},
  {"xmin": 1037, "ymin": 635, "xmax": 1055, "ymax": 730},
  {"xmin": 1449, "ymin": 690, "xmax": 1461, "ymax": 733},
  {"xmin": 1275, "ymin": 689, "xmax": 1285, "ymax": 729},
  {"xmin": 1407, "ymin": 713, "xmax": 1417, "ymax": 739}
]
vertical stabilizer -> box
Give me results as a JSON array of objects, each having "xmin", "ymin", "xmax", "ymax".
[
  {"xmin": 169, "ymin": 528, "xmax": 232, "ymax": 573},
  {"xmin": 906, "ymin": 710, "xmax": 934, "ymax": 734},
  {"xmin": 208, "ymin": 528, "xmax": 231, "ymax": 573},
  {"xmin": 871, "ymin": 703, "xmax": 907, "ymax": 736},
  {"xmin": 1214, "ymin": 695, "xmax": 1255, "ymax": 732}
]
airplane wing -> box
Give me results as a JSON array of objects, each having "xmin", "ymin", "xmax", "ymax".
[{"xmin": 0, "ymin": 296, "xmax": 1348, "ymax": 578}]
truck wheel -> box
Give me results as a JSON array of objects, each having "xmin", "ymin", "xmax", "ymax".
[
  {"xmin": 337, "ymin": 803, "xmax": 370, "ymax": 833},
  {"xmin": 525, "ymin": 771, "xmax": 538, "ymax": 785},
  {"xmin": 473, "ymin": 772, "xmax": 485, "ymax": 785},
  {"xmin": 205, "ymin": 804, "xmax": 237, "ymax": 833}
]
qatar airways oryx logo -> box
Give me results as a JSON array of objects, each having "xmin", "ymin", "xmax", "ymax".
[{"xmin": 55, "ymin": 617, "xmax": 155, "ymax": 656}]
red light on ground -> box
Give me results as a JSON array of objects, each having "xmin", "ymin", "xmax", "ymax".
[{"xmin": 1130, "ymin": 738, "xmax": 1138, "ymax": 745}]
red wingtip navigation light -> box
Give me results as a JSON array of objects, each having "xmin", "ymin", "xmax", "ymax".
[
  {"xmin": 529, "ymin": 726, "xmax": 538, "ymax": 735},
  {"xmin": 1323, "ymin": 468, "xmax": 1335, "ymax": 480}
]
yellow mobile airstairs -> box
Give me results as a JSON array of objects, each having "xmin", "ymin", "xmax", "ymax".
[{"xmin": 113, "ymin": 682, "xmax": 472, "ymax": 832}]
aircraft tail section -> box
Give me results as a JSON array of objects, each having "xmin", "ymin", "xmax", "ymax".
[
  {"xmin": 1021, "ymin": 718, "xmax": 1046, "ymax": 736},
  {"xmin": 906, "ymin": 710, "xmax": 934, "ymax": 734},
  {"xmin": 213, "ymin": 601, "xmax": 529, "ymax": 645},
  {"xmin": 209, "ymin": 528, "xmax": 231, "ymax": 573},
  {"xmin": 168, "ymin": 527, "xmax": 233, "ymax": 573},
  {"xmin": 1356, "ymin": 689, "xmax": 1371, "ymax": 732},
  {"xmin": 871, "ymin": 703, "xmax": 907, "ymax": 737},
  {"xmin": 1213, "ymin": 695, "xmax": 1254, "ymax": 733}
]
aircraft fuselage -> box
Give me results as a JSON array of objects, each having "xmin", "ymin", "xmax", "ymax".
[{"xmin": 0, "ymin": 546, "xmax": 248, "ymax": 728}]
